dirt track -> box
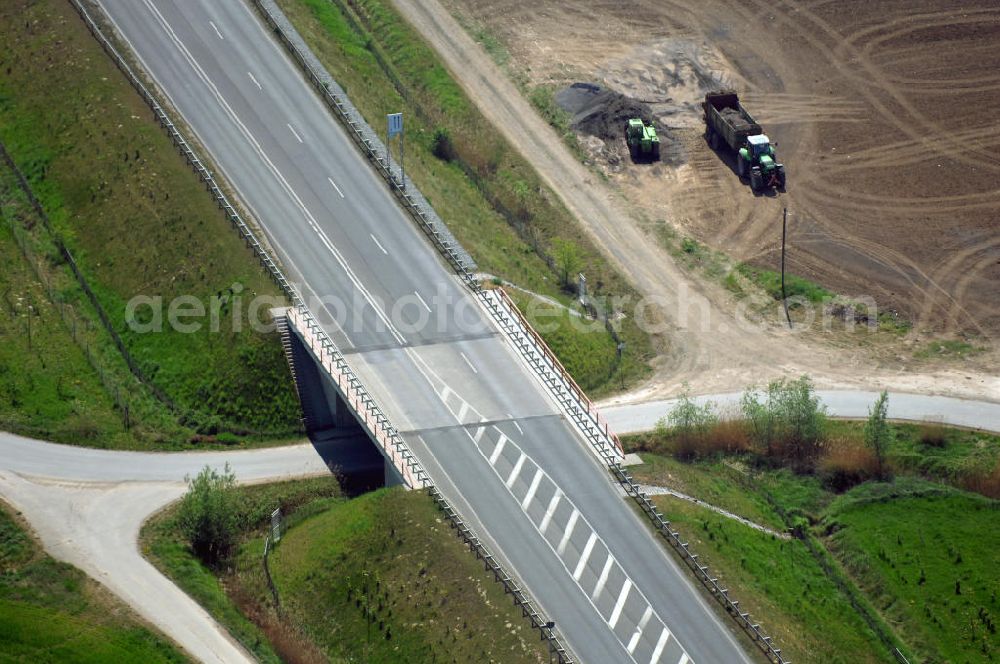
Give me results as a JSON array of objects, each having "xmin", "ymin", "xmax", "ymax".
[
  {"xmin": 393, "ymin": 0, "xmax": 998, "ymax": 403},
  {"xmin": 440, "ymin": 0, "xmax": 1000, "ymax": 340}
]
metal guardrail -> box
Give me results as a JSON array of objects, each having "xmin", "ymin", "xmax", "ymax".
[
  {"xmin": 610, "ymin": 462, "xmax": 790, "ymax": 664},
  {"xmin": 427, "ymin": 486, "xmax": 576, "ymax": 663},
  {"xmin": 248, "ymin": 0, "xmax": 626, "ymax": 469},
  {"xmin": 67, "ymin": 0, "xmax": 424, "ymax": 488},
  {"xmin": 287, "ymin": 306, "xmax": 426, "ymax": 488}
]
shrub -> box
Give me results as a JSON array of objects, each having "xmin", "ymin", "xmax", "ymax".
[
  {"xmin": 659, "ymin": 390, "xmax": 718, "ymax": 460},
  {"xmin": 820, "ymin": 437, "xmax": 879, "ymax": 492},
  {"xmin": 961, "ymin": 462, "xmax": 1000, "ymax": 500},
  {"xmin": 177, "ymin": 464, "xmax": 239, "ymax": 566},
  {"xmin": 918, "ymin": 422, "xmax": 948, "ymax": 448},
  {"xmin": 431, "ymin": 127, "xmax": 455, "ymax": 162},
  {"xmin": 702, "ymin": 417, "xmax": 752, "ymax": 456}
]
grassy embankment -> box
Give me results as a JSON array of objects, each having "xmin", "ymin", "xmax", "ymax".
[
  {"xmin": 145, "ymin": 478, "xmax": 552, "ymax": 663},
  {"xmin": 0, "ymin": 500, "xmax": 186, "ymax": 662},
  {"xmin": 0, "ymin": 0, "xmax": 299, "ymax": 447},
  {"xmin": 622, "ymin": 419, "xmax": 1000, "ymax": 663},
  {"xmin": 277, "ymin": 0, "xmax": 653, "ymax": 396}
]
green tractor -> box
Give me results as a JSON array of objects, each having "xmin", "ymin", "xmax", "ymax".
[
  {"xmin": 625, "ymin": 118, "xmax": 660, "ymax": 162},
  {"xmin": 738, "ymin": 134, "xmax": 785, "ymax": 191}
]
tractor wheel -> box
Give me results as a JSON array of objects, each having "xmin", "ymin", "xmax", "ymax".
[
  {"xmin": 750, "ymin": 168, "xmax": 763, "ymax": 192},
  {"xmin": 776, "ymin": 167, "xmax": 786, "ymax": 189},
  {"xmin": 629, "ymin": 143, "xmax": 638, "ymax": 160},
  {"xmin": 652, "ymin": 143, "xmax": 660, "ymax": 162},
  {"xmin": 737, "ymin": 154, "xmax": 747, "ymax": 177}
]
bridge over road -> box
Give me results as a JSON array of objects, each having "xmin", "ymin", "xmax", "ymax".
[{"xmin": 89, "ymin": 0, "xmax": 754, "ymax": 661}]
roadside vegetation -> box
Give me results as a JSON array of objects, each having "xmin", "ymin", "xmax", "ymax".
[
  {"xmin": 0, "ymin": 203, "xmax": 180, "ymax": 447},
  {"xmin": 145, "ymin": 470, "xmax": 551, "ymax": 663},
  {"xmin": 623, "ymin": 380, "xmax": 1000, "ymax": 663},
  {"xmin": 0, "ymin": 0, "xmax": 300, "ymax": 446},
  {"xmin": 0, "ymin": 500, "xmax": 186, "ymax": 662},
  {"xmin": 276, "ymin": 0, "xmax": 654, "ymax": 394}
]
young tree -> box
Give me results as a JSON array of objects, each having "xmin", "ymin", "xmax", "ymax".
[
  {"xmin": 864, "ymin": 390, "xmax": 893, "ymax": 480},
  {"xmin": 741, "ymin": 383, "xmax": 779, "ymax": 458},
  {"xmin": 177, "ymin": 464, "xmax": 239, "ymax": 566},
  {"xmin": 743, "ymin": 375, "xmax": 826, "ymax": 470},
  {"xmin": 775, "ymin": 375, "xmax": 826, "ymax": 470},
  {"xmin": 552, "ymin": 238, "xmax": 582, "ymax": 290}
]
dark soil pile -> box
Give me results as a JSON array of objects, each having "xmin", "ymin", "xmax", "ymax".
[{"xmin": 555, "ymin": 83, "xmax": 654, "ymax": 142}]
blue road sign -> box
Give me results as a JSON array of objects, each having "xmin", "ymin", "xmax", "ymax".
[{"xmin": 387, "ymin": 112, "xmax": 403, "ymax": 137}]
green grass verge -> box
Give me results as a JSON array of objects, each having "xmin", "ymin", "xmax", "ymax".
[
  {"xmin": 0, "ymin": 501, "xmax": 186, "ymax": 663},
  {"xmin": 0, "ymin": 212, "xmax": 177, "ymax": 447},
  {"xmin": 508, "ymin": 290, "xmax": 644, "ymax": 396},
  {"xmin": 652, "ymin": 495, "xmax": 892, "ymax": 663},
  {"xmin": 145, "ymin": 477, "xmax": 551, "ymax": 663},
  {"xmin": 623, "ymin": 419, "xmax": 1000, "ymax": 663},
  {"xmin": 0, "ymin": 0, "xmax": 299, "ymax": 440},
  {"xmin": 824, "ymin": 480, "xmax": 1000, "ymax": 663},
  {"xmin": 263, "ymin": 487, "xmax": 550, "ymax": 663},
  {"xmin": 141, "ymin": 476, "xmax": 345, "ymax": 663},
  {"xmin": 276, "ymin": 0, "xmax": 654, "ymax": 393}
]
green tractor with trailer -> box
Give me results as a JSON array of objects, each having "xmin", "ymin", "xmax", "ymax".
[
  {"xmin": 625, "ymin": 118, "xmax": 660, "ymax": 162},
  {"xmin": 703, "ymin": 90, "xmax": 785, "ymax": 191}
]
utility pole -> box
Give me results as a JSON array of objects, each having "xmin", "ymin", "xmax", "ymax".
[{"xmin": 781, "ymin": 207, "xmax": 792, "ymax": 329}]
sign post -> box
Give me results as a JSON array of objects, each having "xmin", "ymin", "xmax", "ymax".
[
  {"xmin": 387, "ymin": 112, "xmax": 404, "ymax": 190},
  {"xmin": 270, "ymin": 507, "xmax": 282, "ymax": 543}
]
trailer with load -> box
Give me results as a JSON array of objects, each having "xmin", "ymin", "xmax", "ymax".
[{"xmin": 703, "ymin": 90, "xmax": 785, "ymax": 191}]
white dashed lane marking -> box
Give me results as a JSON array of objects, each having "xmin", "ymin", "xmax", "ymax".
[
  {"xmin": 328, "ymin": 176, "xmax": 345, "ymax": 198},
  {"xmin": 369, "ymin": 233, "xmax": 387, "ymax": 254}
]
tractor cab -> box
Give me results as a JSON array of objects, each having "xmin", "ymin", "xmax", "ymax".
[
  {"xmin": 740, "ymin": 134, "xmax": 785, "ymax": 191},
  {"xmin": 746, "ymin": 134, "xmax": 773, "ymax": 160}
]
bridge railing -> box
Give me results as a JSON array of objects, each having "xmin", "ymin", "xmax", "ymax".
[
  {"xmin": 248, "ymin": 0, "xmax": 626, "ymax": 469},
  {"xmin": 287, "ymin": 305, "xmax": 427, "ymax": 489}
]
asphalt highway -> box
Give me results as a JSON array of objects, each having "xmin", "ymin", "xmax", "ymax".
[{"xmin": 94, "ymin": 0, "xmax": 749, "ymax": 661}]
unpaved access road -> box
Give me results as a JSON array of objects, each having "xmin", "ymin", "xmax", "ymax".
[
  {"xmin": 440, "ymin": 0, "xmax": 1000, "ymax": 340},
  {"xmin": 0, "ymin": 434, "xmax": 329, "ymax": 663},
  {"xmin": 391, "ymin": 0, "xmax": 999, "ymax": 404},
  {"xmin": 3, "ymin": 389, "xmax": 995, "ymax": 662}
]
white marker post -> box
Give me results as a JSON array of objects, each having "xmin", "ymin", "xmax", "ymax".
[{"xmin": 387, "ymin": 112, "xmax": 404, "ymax": 190}]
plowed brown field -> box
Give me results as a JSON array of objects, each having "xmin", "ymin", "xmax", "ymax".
[{"xmin": 447, "ymin": 0, "xmax": 1000, "ymax": 337}]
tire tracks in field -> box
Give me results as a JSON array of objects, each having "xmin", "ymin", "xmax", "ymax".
[{"xmin": 757, "ymin": 0, "xmax": 1000, "ymax": 175}]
